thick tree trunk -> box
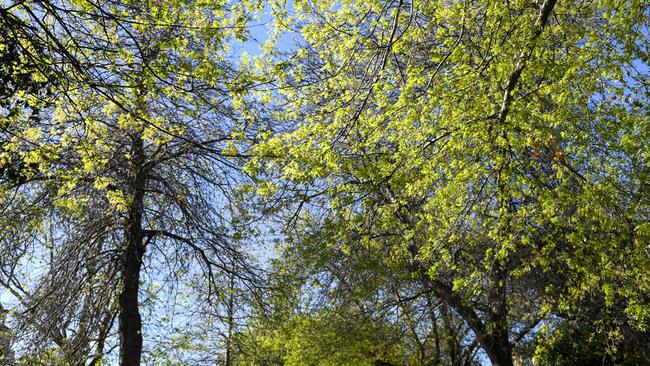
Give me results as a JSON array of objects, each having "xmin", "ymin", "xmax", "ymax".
[
  {"xmin": 471, "ymin": 309, "xmax": 513, "ymax": 366},
  {"xmin": 119, "ymin": 136, "xmax": 147, "ymax": 366},
  {"xmin": 485, "ymin": 264, "xmax": 512, "ymax": 366},
  {"xmin": 483, "ymin": 339, "xmax": 512, "ymax": 366},
  {"xmin": 119, "ymin": 236, "xmax": 144, "ymax": 366}
]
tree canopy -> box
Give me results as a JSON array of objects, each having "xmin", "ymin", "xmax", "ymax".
[{"xmin": 0, "ymin": 0, "xmax": 648, "ymax": 365}]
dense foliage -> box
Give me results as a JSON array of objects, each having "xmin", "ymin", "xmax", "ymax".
[{"xmin": 0, "ymin": 0, "xmax": 648, "ymax": 365}]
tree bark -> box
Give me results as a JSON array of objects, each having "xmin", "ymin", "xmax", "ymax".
[
  {"xmin": 483, "ymin": 335, "xmax": 512, "ymax": 366},
  {"xmin": 119, "ymin": 136, "xmax": 147, "ymax": 366}
]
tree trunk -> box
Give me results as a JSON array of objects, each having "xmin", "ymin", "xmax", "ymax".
[
  {"xmin": 419, "ymin": 276, "xmax": 513, "ymax": 366},
  {"xmin": 119, "ymin": 136, "xmax": 147, "ymax": 366},
  {"xmin": 426, "ymin": 295, "xmax": 441, "ymax": 365},
  {"xmin": 483, "ymin": 339, "xmax": 512, "ymax": 366},
  {"xmin": 485, "ymin": 263, "xmax": 512, "ymax": 366}
]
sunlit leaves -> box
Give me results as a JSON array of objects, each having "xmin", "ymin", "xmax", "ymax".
[{"xmin": 247, "ymin": 0, "xmax": 650, "ymax": 360}]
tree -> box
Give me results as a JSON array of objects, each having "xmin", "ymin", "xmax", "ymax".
[
  {"xmin": 236, "ymin": 265, "xmax": 412, "ymax": 366},
  {"xmin": 243, "ymin": 219, "xmax": 482, "ymax": 366},
  {"xmin": 1, "ymin": 0, "xmax": 264, "ymax": 364},
  {"xmin": 248, "ymin": 0, "xmax": 649, "ymax": 365},
  {"xmin": 0, "ymin": 5, "xmax": 55, "ymax": 186},
  {"xmin": 534, "ymin": 320, "xmax": 650, "ymax": 366}
]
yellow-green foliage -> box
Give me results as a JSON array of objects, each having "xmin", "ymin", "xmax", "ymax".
[
  {"xmin": 247, "ymin": 0, "xmax": 650, "ymax": 355},
  {"xmin": 240, "ymin": 310, "xmax": 406, "ymax": 366}
]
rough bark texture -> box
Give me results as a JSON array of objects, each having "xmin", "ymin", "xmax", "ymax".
[{"xmin": 118, "ymin": 136, "xmax": 147, "ymax": 366}]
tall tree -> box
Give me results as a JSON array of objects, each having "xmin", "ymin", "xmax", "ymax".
[
  {"xmin": 248, "ymin": 0, "xmax": 649, "ymax": 364},
  {"xmin": 0, "ymin": 0, "xmax": 263, "ymax": 364}
]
